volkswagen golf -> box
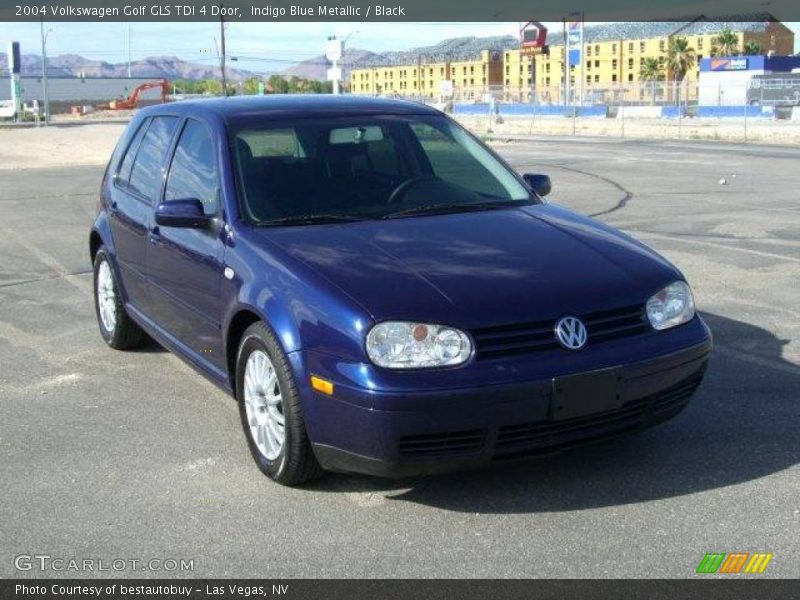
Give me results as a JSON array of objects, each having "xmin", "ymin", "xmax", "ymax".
[{"xmin": 90, "ymin": 96, "xmax": 712, "ymax": 485}]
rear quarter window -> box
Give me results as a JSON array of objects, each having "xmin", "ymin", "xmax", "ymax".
[
  {"xmin": 115, "ymin": 118, "xmax": 150, "ymax": 186},
  {"xmin": 127, "ymin": 116, "xmax": 179, "ymax": 202}
]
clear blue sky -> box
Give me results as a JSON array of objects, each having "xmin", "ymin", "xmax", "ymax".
[{"xmin": 4, "ymin": 21, "xmax": 799, "ymax": 73}]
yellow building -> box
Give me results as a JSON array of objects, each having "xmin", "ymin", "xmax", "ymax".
[
  {"xmin": 351, "ymin": 17, "xmax": 795, "ymax": 103},
  {"xmin": 350, "ymin": 38, "xmax": 507, "ymax": 99}
]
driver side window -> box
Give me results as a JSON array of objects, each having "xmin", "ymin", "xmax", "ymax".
[{"xmin": 165, "ymin": 119, "xmax": 219, "ymax": 215}]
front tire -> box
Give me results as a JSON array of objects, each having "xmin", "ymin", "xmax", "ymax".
[
  {"xmin": 93, "ymin": 247, "xmax": 146, "ymax": 350},
  {"xmin": 236, "ymin": 321, "xmax": 323, "ymax": 485}
]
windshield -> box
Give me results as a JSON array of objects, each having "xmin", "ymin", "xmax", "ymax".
[{"xmin": 230, "ymin": 114, "xmax": 534, "ymax": 225}]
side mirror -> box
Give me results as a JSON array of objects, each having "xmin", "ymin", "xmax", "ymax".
[
  {"xmin": 522, "ymin": 173, "xmax": 552, "ymax": 197},
  {"xmin": 154, "ymin": 198, "xmax": 210, "ymax": 228}
]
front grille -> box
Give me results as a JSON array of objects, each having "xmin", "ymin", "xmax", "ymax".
[
  {"xmin": 472, "ymin": 304, "xmax": 648, "ymax": 360},
  {"xmin": 493, "ymin": 370, "xmax": 704, "ymax": 459},
  {"xmin": 398, "ymin": 429, "xmax": 484, "ymax": 456}
]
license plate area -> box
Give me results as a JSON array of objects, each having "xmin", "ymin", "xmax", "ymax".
[{"xmin": 551, "ymin": 367, "xmax": 622, "ymax": 421}]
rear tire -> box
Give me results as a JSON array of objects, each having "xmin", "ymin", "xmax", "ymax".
[
  {"xmin": 93, "ymin": 247, "xmax": 146, "ymax": 350},
  {"xmin": 236, "ymin": 321, "xmax": 324, "ymax": 486}
]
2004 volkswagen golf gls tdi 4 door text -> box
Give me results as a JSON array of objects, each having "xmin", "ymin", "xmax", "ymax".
[{"xmin": 90, "ymin": 96, "xmax": 711, "ymax": 485}]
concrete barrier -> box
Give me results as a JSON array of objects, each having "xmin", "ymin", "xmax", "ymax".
[
  {"xmin": 791, "ymin": 107, "xmax": 800, "ymax": 121},
  {"xmin": 696, "ymin": 106, "xmax": 769, "ymax": 118},
  {"xmin": 453, "ymin": 103, "xmax": 607, "ymax": 118}
]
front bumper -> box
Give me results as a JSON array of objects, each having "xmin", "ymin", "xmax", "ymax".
[{"xmin": 300, "ymin": 322, "xmax": 712, "ymax": 478}]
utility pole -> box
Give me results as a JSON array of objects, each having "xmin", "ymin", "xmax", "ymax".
[
  {"xmin": 127, "ymin": 24, "xmax": 132, "ymax": 78},
  {"xmin": 219, "ymin": 7, "xmax": 227, "ymax": 96},
  {"xmin": 40, "ymin": 16, "xmax": 50, "ymax": 125}
]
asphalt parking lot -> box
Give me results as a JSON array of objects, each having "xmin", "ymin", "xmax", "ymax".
[{"xmin": 1, "ymin": 136, "xmax": 798, "ymax": 578}]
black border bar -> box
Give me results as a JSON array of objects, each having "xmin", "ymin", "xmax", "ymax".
[
  {"xmin": 2, "ymin": 0, "xmax": 800, "ymax": 22},
  {"xmin": 3, "ymin": 580, "xmax": 800, "ymax": 600}
]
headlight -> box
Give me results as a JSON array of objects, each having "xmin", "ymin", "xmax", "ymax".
[
  {"xmin": 366, "ymin": 322, "xmax": 472, "ymax": 369},
  {"xmin": 646, "ymin": 281, "xmax": 695, "ymax": 330}
]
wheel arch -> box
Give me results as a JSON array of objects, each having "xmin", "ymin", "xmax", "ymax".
[{"xmin": 225, "ymin": 307, "xmax": 270, "ymax": 395}]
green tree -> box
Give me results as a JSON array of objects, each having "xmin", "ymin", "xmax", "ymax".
[
  {"xmin": 639, "ymin": 57, "xmax": 664, "ymax": 81},
  {"xmin": 666, "ymin": 36, "xmax": 696, "ymax": 108},
  {"xmin": 711, "ymin": 28, "xmax": 740, "ymax": 57},
  {"xmin": 638, "ymin": 57, "xmax": 664, "ymax": 105},
  {"xmin": 242, "ymin": 77, "xmax": 263, "ymax": 95},
  {"xmin": 743, "ymin": 40, "xmax": 762, "ymax": 56},
  {"xmin": 267, "ymin": 74, "xmax": 289, "ymax": 94}
]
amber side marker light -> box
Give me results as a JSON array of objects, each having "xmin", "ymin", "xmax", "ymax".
[{"xmin": 310, "ymin": 376, "xmax": 334, "ymax": 395}]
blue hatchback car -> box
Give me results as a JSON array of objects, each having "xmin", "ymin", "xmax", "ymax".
[{"xmin": 90, "ymin": 96, "xmax": 711, "ymax": 485}]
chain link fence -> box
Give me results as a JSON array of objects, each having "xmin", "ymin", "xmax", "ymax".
[{"xmin": 441, "ymin": 80, "xmax": 800, "ymax": 144}]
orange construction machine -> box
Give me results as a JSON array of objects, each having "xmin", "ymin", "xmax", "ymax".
[{"xmin": 109, "ymin": 79, "xmax": 170, "ymax": 110}]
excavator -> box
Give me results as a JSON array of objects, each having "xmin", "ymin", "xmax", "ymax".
[{"xmin": 108, "ymin": 79, "xmax": 170, "ymax": 110}]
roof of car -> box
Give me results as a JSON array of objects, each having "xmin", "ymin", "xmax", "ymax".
[{"xmin": 143, "ymin": 95, "xmax": 442, "ymax": 123}]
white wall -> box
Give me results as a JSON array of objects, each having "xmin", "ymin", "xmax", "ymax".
[{"xmin": 698, "ymin": 70, "xmax": 764, "ymax": 106}]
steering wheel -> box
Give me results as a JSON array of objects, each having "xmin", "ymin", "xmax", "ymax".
[{"xmin": 386, "ymin": 176, "xmax": 439, "ymax": 204}]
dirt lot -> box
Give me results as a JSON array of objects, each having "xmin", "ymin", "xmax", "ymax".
[{"xmin": 0, "ymin": 122, "xmax": 125, "ymax": 170}]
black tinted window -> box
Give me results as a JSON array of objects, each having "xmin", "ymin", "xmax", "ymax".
[
  {"xmin": 128, "ymin": 116, "xmax": 178, "ymax": 201},
  {"xmin": 116, "ymin": 118, "xmax": 150, "ymax": 185},
  {"xmin": 165, "ymin": 120, "xmax": 219, "ymax": 215}
]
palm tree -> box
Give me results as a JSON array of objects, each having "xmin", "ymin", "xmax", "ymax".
[
  {"xmin": 639, "ymin": 57, "xmax": 664, "ymax": 105},
  {"xmin": 711, "ymin": 28, "xmax": 740, "ymax": 57},
  {"xmin": 666, "ymin": 36, "xmax": 697, "ymax": 108},
  {"xmin": 743, "ymin": 40, "xmax": 762, "ymax": 56}
]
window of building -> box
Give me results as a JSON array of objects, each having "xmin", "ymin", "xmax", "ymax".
[
  {"xmin": 587, "ymin": 46, "xmax": 592, "ymax": 56},
  {"xmin": 640, "ymin": 41, "xmax": 646, "ymax": 53},
  {"xmin": 586, "ymin": 75, "xmax": 591, "ymax": 83},
  {"xmin": 595, "ymin": 60, "xmax": 600, "ymax": 68},
  {"xmin": 697, "ymin": 37, "xmax": 703, "ymax": 49},
  {"xmin": 612, "ymin": 43, "xmax": 617, "ymax": 53},
  {"xmin": 628, "ymin": 58, "xmax": 634, "ymax": 69},
  {"xmin": 628, "ymin": 42, "xmax": 634, "ymax": 53},
  {"xmin": 612, "ymin": 74, "xmax": 617, "ymax": 82},
  {"xmin": 165, "ymin": 119, "xmax": 219, "ymax": 216},
  {"xmin": 612, "ymin": 59, "xmax": 618, "ymax": 69},
  {"xmin": 628, "ymin": 73, "xmax": 634, "ymax": 82},
  {"xmin": 594, "ymin": 74, "xmax": 599, "ymax": 82},
  {"xmin": 595, "ymin": 44, "xmax": 600, "ymax": 54},
  {"xmin": 586, "ymin": 61, "xmax": 591, "ymax": 70},
  {"xmin": 659, "ymin": 40, "xmax": 665, "ymax": 52},
  {"xmin": 545, "ymin": 77, "xmax": 550, "ymax": 85}
]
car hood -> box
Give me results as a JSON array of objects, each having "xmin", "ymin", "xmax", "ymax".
[{"xmin": 256, "ymin": 204, "xmax": 681, "ymax": 328}]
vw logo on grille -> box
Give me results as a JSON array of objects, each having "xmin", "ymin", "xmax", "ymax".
[{"xmin": 554, "ymin": 316, "xmax": 588, "ymax": 350}]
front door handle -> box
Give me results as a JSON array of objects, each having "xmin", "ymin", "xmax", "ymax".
[{"xmin": 148, "ymin": 226, "xmax": 161, "ymax": 245}]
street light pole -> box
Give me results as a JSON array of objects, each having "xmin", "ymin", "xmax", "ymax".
[
  {"xmin": 40, "ymin": 16, "xmax": 50, "ymax": 125},
  {"xmin": 127, "ymin": 24, "xmax": 132, "ymax": 78}
]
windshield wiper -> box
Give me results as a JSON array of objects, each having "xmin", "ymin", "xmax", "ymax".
[
  {"xmin": 258, "ymin": 214, "xmax": 363, "ymax": 226},
  {"xmin": 382, "ymin": 201, "xmax": 513, "ymax": 220}
]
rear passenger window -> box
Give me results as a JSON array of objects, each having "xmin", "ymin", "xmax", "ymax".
[
  {"xmin": 116, "ymin": 118, "xmax": 150, "ymax": 185},
  {"xmin": 128, "ymin": 116, "xmax": 179, "ymax": 202},
  {"xmin": 165, "ymin": 120, "xmax": 219, "ymax": 215}
]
